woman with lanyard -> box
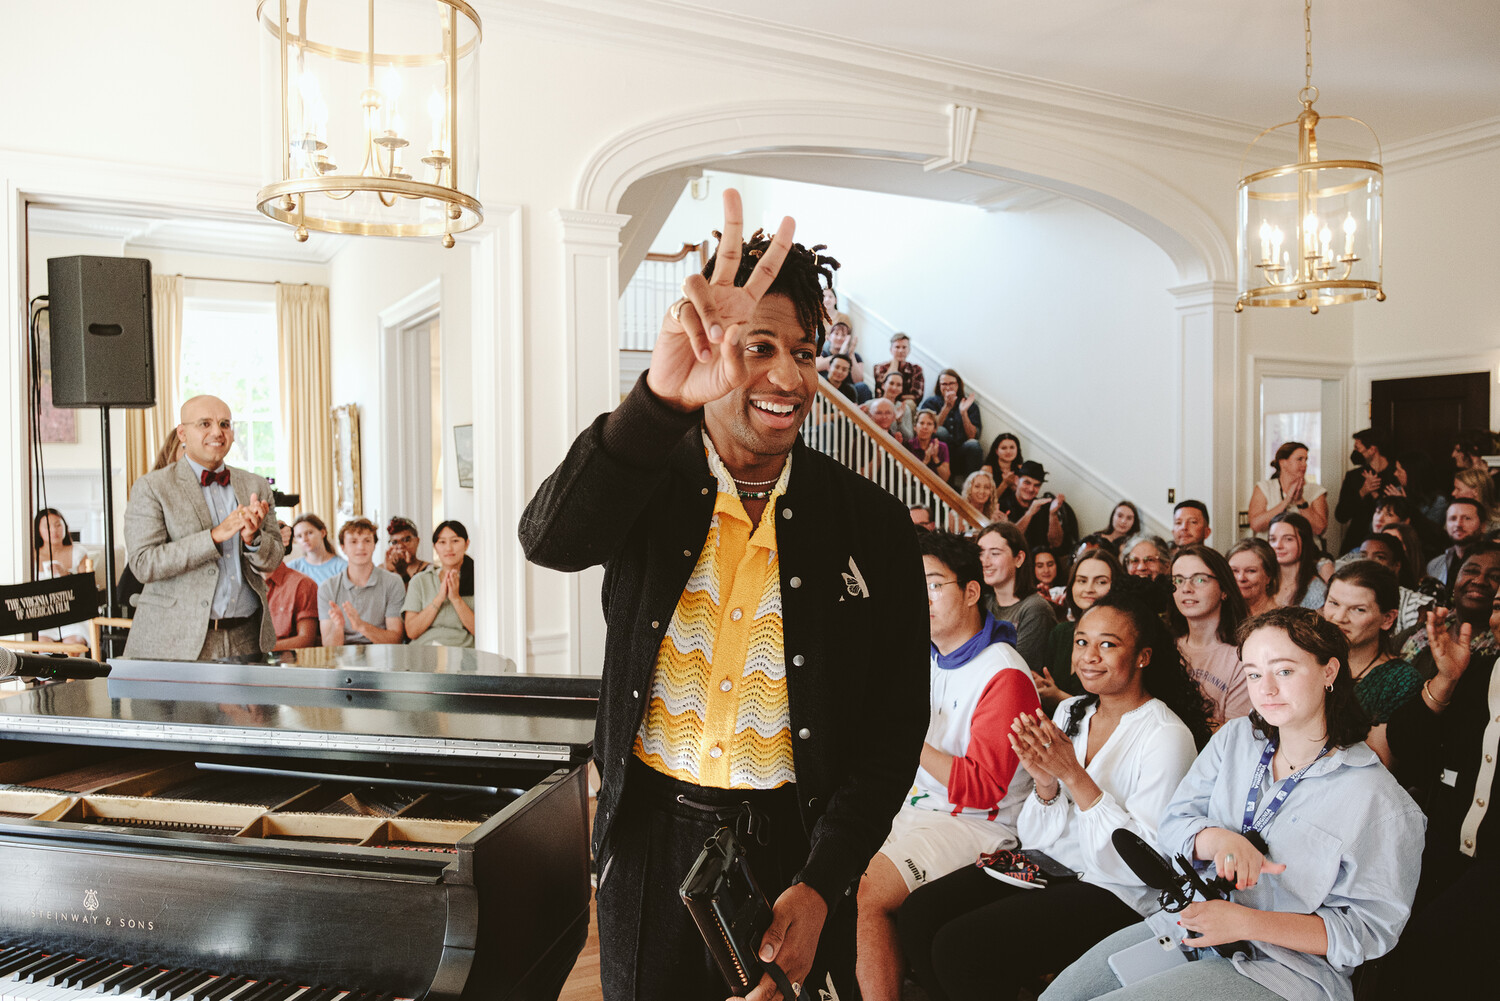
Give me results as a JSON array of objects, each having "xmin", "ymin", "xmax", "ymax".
[{"xmin": 1041, "ymin": 607, "xmax": 1424, "ymax": 1001}]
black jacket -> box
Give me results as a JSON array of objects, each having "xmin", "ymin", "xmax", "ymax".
[{"xmin": 519, "ymin": 375, "xmax": 930, "ymax": 906}]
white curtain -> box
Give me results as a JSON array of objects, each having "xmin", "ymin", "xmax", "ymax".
[
  {"xmin": 124, "ymin": 273, "xmax": 184, "ymax": 493},
  {"xmin": 276, "ymin": 283, "xmax": 334, "ymax": 522}
]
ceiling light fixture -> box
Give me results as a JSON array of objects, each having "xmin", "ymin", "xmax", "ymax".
[
  {"xmin": 255, "ymin": 0, "xmax": 482, "ymax": 248},
  {"xmin": 1235, "ymin": 0, "xmax": 1383, "ymax": 313}
]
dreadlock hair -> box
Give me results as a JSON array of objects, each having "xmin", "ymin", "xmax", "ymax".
[
  {"xmin": 702, "ymin": 229, "xmax": 841, "ymax": 350},
  {"xmin": 1061, "ymin": 586, "xmax": 1216, "ymax": 751},
  {"xmin": 1237, "ymin": 606, "xmax": 1371, "ymax": 749}
]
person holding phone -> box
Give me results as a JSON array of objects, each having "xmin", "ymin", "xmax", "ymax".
[{"xmin": 1042, "ymin": 607, "xmax": 1424, "ymax": 1001}]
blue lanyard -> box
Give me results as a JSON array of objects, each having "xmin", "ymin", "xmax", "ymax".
[{"xmin": 1241, "ymin": 739, "xmax": 1330, "ymax": 836}]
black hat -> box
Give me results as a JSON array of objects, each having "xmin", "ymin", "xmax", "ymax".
[{"xmin": 1017, "ymin": 460, "xmax": 1047, "ymax": 482}]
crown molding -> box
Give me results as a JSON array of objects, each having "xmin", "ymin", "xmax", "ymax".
[
  {"xmin": 1383, "ymin": 116, "xmax": 1500, "ymax": 170},
  {"xmin": 481, "ymin": 0, "xmax": 1273, "ymax": 163}
]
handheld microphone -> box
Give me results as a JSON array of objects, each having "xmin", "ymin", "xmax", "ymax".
[
  {"xmin": 0, "ymin": 647, "xmax": 110, "ymax": 681},
  {"xmin": 1111, "ymin": 828, "xmax": 1250, "ymax": 959}
]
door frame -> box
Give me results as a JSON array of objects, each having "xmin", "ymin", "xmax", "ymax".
[
  {"xmin": 378, "ymin": 279, "xmax": 442, "ymax": 543},
  {"xmin": 1245, "ymin": 356, "xmax": 1352, "ymax": 542},
  {"xmin": 1357, "ymin": 352, "xmax": 1500, "ymax": 437}
]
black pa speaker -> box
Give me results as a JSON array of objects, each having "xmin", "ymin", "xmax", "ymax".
[{"xmin": 46, "ymin": 255, "xmax": 156, "ymax": 408}]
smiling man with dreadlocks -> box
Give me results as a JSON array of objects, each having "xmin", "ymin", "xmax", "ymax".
[{"xmin": 521, "ymin": 189, "xmax": 928, "ymax": 1001}]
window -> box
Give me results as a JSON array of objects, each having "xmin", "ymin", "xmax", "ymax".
[{"xmin": 179, "ymin": 298, "xmax": 281, "ymax": 484}]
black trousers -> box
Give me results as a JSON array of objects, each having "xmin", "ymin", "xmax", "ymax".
[
  {"xmin": 897, "ymin": 861, "xmax": 1140, "ymax": 1001},
  {"xmin": 1374, "ymin": 851, "xmax": 1498, "ymax": 999},
  {"xmin": 596, "ymin": 760, "xmax": 857, "ymax": 1001}
]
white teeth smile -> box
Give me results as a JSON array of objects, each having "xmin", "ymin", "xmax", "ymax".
[{"xmin": 753, "ymin": 400, "xmax": 796, "ymax": 415}]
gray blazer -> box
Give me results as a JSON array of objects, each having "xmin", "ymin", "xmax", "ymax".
[{"xmin": 123, "ymin": 460, "xmax": 284, "ymax": 659}]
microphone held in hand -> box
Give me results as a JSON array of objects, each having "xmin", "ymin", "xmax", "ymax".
[
  {"xmin": 1111, "ymin": 828, "xmax": 1250, "ymax": 959},
  {"xmin": 0, "ymin": 647, "xmax": 110, "ymax": 681}
]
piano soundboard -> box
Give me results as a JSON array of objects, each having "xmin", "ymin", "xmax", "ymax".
[{"xmin": 0, "ymin": 648, "xmax": 598, "ymax": 1001}]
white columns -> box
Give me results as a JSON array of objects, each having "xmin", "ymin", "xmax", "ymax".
[{"xmin": 1170, "ymin": 281, "xmax": 1240, "ymax": 542}]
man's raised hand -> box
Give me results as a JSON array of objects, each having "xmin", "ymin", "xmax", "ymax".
[{"xmin": 647, "ymin": 188, "xmax": 796, "ymax": 413}]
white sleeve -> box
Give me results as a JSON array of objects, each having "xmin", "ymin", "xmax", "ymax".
[
  {"xmin": 1069, "ymin": 719, "xmax": 1200, "ymax": 885},
  {"xmin": 1018, "ymin": 698, "xmax": 1082, "ymax": 848}
]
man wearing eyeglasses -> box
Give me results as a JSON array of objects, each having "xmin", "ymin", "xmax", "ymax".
[
  {"xmin": 124, "ymin": 395, "xmax": 283, "ymax": 660},
  {"xmin": 855, "ymin": 531, "xmax": 1040, "ymax": 1000}
]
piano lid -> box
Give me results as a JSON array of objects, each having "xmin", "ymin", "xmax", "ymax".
[{"xmin": 0, "ymin": 673, "xmax": 596, "ymax": 765}]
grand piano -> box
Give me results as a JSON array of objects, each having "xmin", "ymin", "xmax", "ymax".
[{"xmin": 0, "ymin": 646, "xmax": 597, "ymax": 1001}]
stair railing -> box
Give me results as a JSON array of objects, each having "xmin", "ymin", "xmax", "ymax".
[{"xmin": 619, "ymin": 241, "xmax": 710, "ymax": 351}]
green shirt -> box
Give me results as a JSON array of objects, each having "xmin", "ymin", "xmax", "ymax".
[
  {"xmin": 402, "ymin": 565, "xmax": 476, "ymax": 648},
  {"xmin": 1353, "ymin": 657, "xmax": 1423, "ymax": 724}
]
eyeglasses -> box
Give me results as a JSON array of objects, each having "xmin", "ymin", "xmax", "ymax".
[
  {"xmin": 1125, "ymin": 556, "xmax": 1162, "ymax": 568},
  {"xmin": 925, "ymin": 579, "xmax": 961, "ymax": 594},
  {"xmin": 1171, "ymin": 573, "xmax": 1216, "ymax": 591}
]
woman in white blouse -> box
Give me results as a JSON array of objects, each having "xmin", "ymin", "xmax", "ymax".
[
  {"xmin": 897, "ymin": 591, "xmax": 1214, "ymax": 1001},
  {"xmin": 1248, "ymin": 441, "xmax": 1329, "ymax": 536}
]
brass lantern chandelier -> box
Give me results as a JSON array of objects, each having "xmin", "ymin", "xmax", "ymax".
[
  {"xmin": 255, "ymin": 0, "xmax": 483, "ymax": 247},
  {"xmin": 1235, "ymin": 0, "xmax": 1383, "ymax": 313}
]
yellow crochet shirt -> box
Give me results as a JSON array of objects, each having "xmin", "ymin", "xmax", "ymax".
[{"xmin": 632, "ymin": 433, "xmax": 795, "ymax": 789}]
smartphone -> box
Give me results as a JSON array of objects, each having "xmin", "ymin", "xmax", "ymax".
[{"xmin": 1107, "ymin": 934, "xmax": 1189, "ymax": 986}]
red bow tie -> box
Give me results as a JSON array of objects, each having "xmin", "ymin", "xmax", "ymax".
[{"xmin": 200, "ymin": 468, "xmax": 231, "ymax": 487}]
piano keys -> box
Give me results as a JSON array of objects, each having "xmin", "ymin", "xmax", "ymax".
[{"xmin": 0, "ymin": 646, "xmax": 598, "ymax": 1001}]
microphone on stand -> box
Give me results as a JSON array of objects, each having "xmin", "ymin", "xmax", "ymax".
[
  {"xmin": 0, "ymin": 647, "xmax": 110, "ymax": 681},
  {"xmin": 1111, "ymin": 828, "xmax": 1251, "ymax": 959}
]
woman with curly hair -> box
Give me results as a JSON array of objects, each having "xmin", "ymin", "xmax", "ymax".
[
  {"xmin": 1045, "ymin": 608, "xmax": 1422, "ymax": 1001},
  {"xmin": 898, "ymin": 592, "xmax": 1213, "ymax": 1001},
  {"xmin": 950, "ymin": 468, "xmax": 1001, "ymax": 531}
]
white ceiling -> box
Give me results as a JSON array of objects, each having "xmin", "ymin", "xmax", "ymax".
[
  {"xmin": 26, "ymin": 203, "xmax": 347, "ymax": 266},
  {"xmin": 648, "ymin": 0, "xmax": 1500, "ymax": 146}
]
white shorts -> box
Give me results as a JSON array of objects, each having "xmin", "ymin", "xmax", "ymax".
[{"xmin": 878, "ymin": 805, "xmax": 1017, "ymax": 892}]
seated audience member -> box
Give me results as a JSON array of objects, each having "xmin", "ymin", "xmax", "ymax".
[
  {"xmin": 862, "ymin": 397, "xmax": 903, "ymax": 441},
  {"xmin": 906, "ymin": 409, "xmax": 950, "ymax": 482},
  {"xmin": 951, "ymin": 469, "xmax": 1000, "ymax": 531},
  {"xmin": 978, "ymin": 522, "xmax": 1056, "ymax": 672},
  {"xmin": 1269, "ymin": 511, "xmax": 1327, "ymax": 609},
  {"xmin": 817, "ymin": 319, "xmax": 864, "ymax": 381},
  {"xmin": 404, "ymin": 520, "xmax": 476, "ymax": 648},
  {"xmin": 1382, "ymin": 520, "xmax": 1427, "ymax": 585},
  {"xmin": 318, "ymin": 518, "xmax": 405, "ymax": 647},
  {"xmin": 1322, "ymin": 560, "xmax": 1419, "ymax": 766},
  {"xmin": 876, "ymin": 368, "xmax": 915, "ymax": 439},
  {"xmin": 1371, "ymin": 494, "xmax": 1413, "ymax": 536},
  {"xmin": 1073, "ymin": 533, "xmax": 1119, "ymax": 560},
  {"xmin": 997, "ymin": 460, "xmax": 1077, "ymax": 552},
  {"xmin": 1170, "ymin": 544, "xmax": 1251, "ymax": 726},
  {"xmin": 1247, "ymin": 440, "xmax": 1329, "ymax": 536},
  {"xmin": 1170, "ymin": 499, "xmax": 1212, "ymax": 549},
  {"xmin": 1450, "ymin": 466, "xmax": 1498, "ymax": 527},
  {"xmin": 382, "ymin": 515, "xmax": 431, "ymax": 585},
  {"xmin": 1120, "ymin": 533, "xmax": 1170, "ymax": 581},
  {"xmin": 1227, "ymin": 538, "xmax": 1280, "ymax": 618},
  {"xmin": 288, "ymin": 513, "xmax": 347, "ymax": 585},
  {"xmin": 1356, "ymin": 532, "xmax": 1435, "ymax": 633},
  {"xmin": 899, "ymin": 593, "xmax": 1211, "ymax": 1001},
  {"xmin": 1378, "ymin": 603, "xmax": 1499, "ymax": 998},
  {"xmin": 856, "ymin": 532, "xmax": 1040, "ymax": 1000},
  {"xmin": 1032, "ymin": 546, "xmax": 1066, "ymax": 608},
  {"xmin": 823, "ymin": 352, "xmax": 860, "ymax": 403},
  {"xmin": 1038, "ymin": 550, "xmax": 1120, "ymax": 706},
  {"xmin": 1399, "ymin": 544, "xmax": 1500, "ymax": 665},
  {"xmin": 822, "ymin": 285, "xmax": 852, "ymax": 336},
  {"xmin": 1448, "ymin": 428, "xmax": 1492, "ymax": 473},
  {"xmin": 873, "ymin": 331, "xmax": 924, "ymax": 402},
  {"xmin": 909, "ymin": 504, "xmax": 935, "ymax": 533},
  {"xmin": 981, "ymin": 431, "xmax": 1024, "ymax": 501},
  {"xmin": 920, "ymin": 369, "xmax": 983, "ymax": 483},
  {"xmin": 31, "ymin": 507, "xmax": 92, "ymax": 645},
  {"xmin": 1426, "ymin": 497, "xmax": 1486, "ymax": 592},
  {"xmin": 1099, "ymin": 500, "xmax": 1140, "ymax": 545},
  {"xmin": 264, "ymin": 534, "xmax": 319, "ymax": 651},
  {"xmin": 1335, "ymin": 427, "xmax": 1406, "ymax": 554},
  {"xmin": 1043, "ymin": 608, "xmax": 1424, "ymax": 1001}
]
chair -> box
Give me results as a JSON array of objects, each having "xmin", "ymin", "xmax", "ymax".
[
  {"xmin": 87, "ymin": 616, "xmax": 134, "ymax": 661},
  {"xmin": 0, "ymin": 574, "xmax": 102, "ymax": 661}
]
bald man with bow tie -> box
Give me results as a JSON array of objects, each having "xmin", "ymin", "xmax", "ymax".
[{"xmin": 124, "ymin": 395, "xmax": 284, "ymax": 660}]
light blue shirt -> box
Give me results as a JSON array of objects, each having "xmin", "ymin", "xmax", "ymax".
[
  {"xmin": 1150, "ymin": 716, "xmax": 1426, "ymax": 1001},
  {"xmin": 185, "ymin": 457, "xmax": 261, "ymax": 620},
  {"xmin": 287, "ymin": 555, "xmax": 348, "ymax": 585}
]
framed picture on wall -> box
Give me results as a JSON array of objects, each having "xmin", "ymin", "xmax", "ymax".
[
  {"xmin": 454, "ymin": 424, "xmax": 474, "ymax": 489},
  {"xmin": 34, "ymin": 309, "xmax": 77, "ymax": 444},
  {"xmin": 332, "ymin": 403, "xmax": 362, "ymax": 518}
]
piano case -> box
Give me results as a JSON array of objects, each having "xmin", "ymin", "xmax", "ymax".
[{"xmin": 0, "ymin": 645, "xmax": 598, "ymax": 1001}]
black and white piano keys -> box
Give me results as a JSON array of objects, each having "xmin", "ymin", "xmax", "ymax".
[{"xmin": 0, "ymin": 647, "xmax": 598, "ymax": 1001}]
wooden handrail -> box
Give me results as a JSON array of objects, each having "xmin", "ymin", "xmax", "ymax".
[
  {"xmin": 644, "ymin": 241, "xmax": 709, "ymax": 266},
  {"xmin": 810, "ymin": 381, "xmax": 987, "ymax": 529}
]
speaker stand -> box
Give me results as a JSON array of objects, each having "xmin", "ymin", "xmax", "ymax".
[{"xmin": 99, "ymin": 405, "xmax": 118, "ymax": 623}]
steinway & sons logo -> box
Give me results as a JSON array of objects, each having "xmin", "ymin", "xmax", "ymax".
[{"xmin": 24, "ymin": 887, "xmax": 156, "ymax": 931}]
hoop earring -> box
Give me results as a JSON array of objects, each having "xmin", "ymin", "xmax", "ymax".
[{"xmin": 1325, "ymin": 683, "xmax": 1334, "ymax": 693}]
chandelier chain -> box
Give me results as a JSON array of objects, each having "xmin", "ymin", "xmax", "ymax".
[{"xmin": 1304, "ymin": 0, "xmax": 1313, "ymax": 93}]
